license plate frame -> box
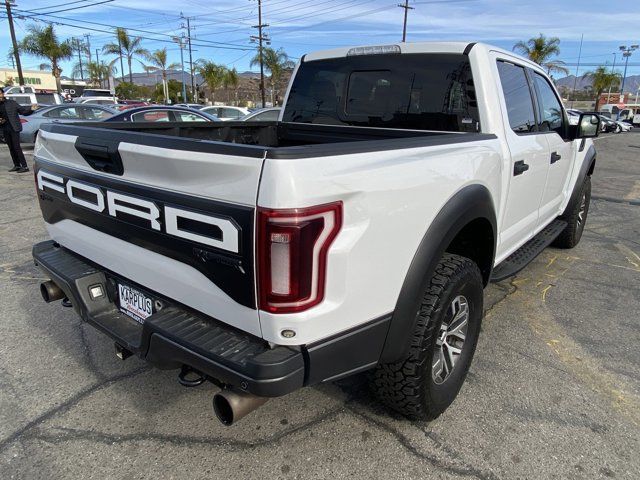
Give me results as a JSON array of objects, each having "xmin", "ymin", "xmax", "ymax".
[{"xmin": 117, "ymin": 282, "xmax": 154, "ymax": 324}]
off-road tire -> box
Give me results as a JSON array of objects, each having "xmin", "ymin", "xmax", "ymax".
[
  {"xmin": 371, "ymin": 253, "xmax": 483, "ymax": 420},
  {"xmin": 553, "ymin": 176, "xmax": 591, "ymax": 249}
]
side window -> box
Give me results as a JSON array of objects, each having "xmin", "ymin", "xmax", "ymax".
[
  {"xmin": 131, "ymin": 110, "xmax": 170, "ymax": 122},
  {"xmin": 57, "ymin": 107, "xmax": 81, "ymax": 119},
  {"xmin": 532, "ymin": 73, "xmax": 564, "ymax": 134},
  {"xmin": 42, "ymin": 108, "xmax": 61, "ymax": 118},
  {"xmin": 496, "ymin": 61, "xmax": 537, "ymax": 133},
  {"xmin": 176, "ymin": 111, "xmax": 207, "ymax": 122},
  {"xmin": 221, "ymin": 108, "xmax": 241, "ymax": 119},
  {"xmin": 83, "ymin": 107, "xmax": 112, "ymax": 120}
]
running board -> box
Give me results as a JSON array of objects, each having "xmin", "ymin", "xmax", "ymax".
[{"xmin": 491, "ymin": 219, "xmax": 567, "ymax": 282}]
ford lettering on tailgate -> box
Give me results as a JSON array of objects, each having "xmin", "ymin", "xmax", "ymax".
[{"xmin": 34, "ymin": 160, "xmax": 256, "ymax": 309}]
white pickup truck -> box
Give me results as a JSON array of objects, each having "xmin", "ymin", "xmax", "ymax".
[{"xmin": 32, "ymin": 42, "xmax": 599, "ymax": 425}]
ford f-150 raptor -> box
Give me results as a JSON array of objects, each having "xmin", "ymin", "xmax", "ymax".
[{"xmin": 32, "ymin": 42, "xmax": 600, "ymax": 425}]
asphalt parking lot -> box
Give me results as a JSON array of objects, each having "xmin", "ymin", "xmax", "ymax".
[{"xmin": 0, "ymin": 133, "xmax": 639, "ymax": 479}]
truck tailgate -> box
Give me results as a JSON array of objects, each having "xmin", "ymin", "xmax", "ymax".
[{"xmin": 34, "ymin": 126, "xmax": 265, "ymax": 337}]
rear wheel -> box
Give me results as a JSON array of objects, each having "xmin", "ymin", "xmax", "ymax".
[
  {"xmin": 553, "ymin": 176, "xmax": 591, "ymax": 249},
  {"xmin": 371, "ymin": 253, "xmax": 483, "ymax": 420}
]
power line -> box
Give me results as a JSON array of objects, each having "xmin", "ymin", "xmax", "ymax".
[
  {"xmin": 16, "ymin": 0, "xmax": 115, "ymax": 18},
  {"xmin": 9, "ymin": 9, "xmax": 254, "ymax": 51}
]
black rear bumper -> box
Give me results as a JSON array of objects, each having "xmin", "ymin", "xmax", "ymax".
[
  {"xmin": 32, "ymin": 241, "xmax": 304, "ymax": 397},
  {"xmin": 33, "ymin": 241, "xmax": 392, "ymax": 397}
]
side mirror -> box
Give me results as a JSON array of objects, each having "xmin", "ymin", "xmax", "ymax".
[{"xmin": 576, "ymin": 113, "xmax": 600, "ymax": 138}]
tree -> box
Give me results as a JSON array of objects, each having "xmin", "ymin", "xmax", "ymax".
[
  {"xmin": 103, "ymin": 28, "xmax": 149, "ymax": 83},
  {"xmin": 197, "ymin": 60, "xmax": 227, "ymax": 103},
  {"xmin": 513, "ymin": 34, "xmax": 569, "ymax": 76},
  {"xmin": 251, "ymin": 47, "xmax": 294, "ymax": 105},
  {"xmin": 20, "ymin": 24, "xmax": 73, "ymax": 92},
  {"xmin": 145, "ymin": 48, "xmax": 180, "ymax": 103},
  {"xmin": 586, "ymin": 66, "xmax": 621, "ymax": 111},
  {"xmin": 222, "ymin": 67, "xmax": 239, "ymax": 103}
]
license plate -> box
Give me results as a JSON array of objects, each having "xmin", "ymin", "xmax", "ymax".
[{"xmin": 118, "ymin": 283, "xmax": 153, "ymax": 324}]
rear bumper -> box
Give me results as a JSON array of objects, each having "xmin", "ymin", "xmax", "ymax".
[
  {"xmin": 32, "ymin": 240, "xmax": 391, "ymax": 397},
  {"xmin": 33, "ymin": 240, "xmax": 304, "ymax": 397}
]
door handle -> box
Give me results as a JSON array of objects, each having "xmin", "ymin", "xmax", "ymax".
[
  {"xmin": 550, "ymin": 151, "xmax": 562, "ymax": 164},
  {"xmin": 513, "ymin": 160, "xmax": 529, "ymax": 176}
]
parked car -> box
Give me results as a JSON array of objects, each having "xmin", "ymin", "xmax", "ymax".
[
  {"xmin": 241, "ymin": 107, "xmax": 281, "ymax": 122},
  {"xmin": 615, "ymin": 120, "xmax": 633, "ymax": 133},
  {"xmin": 74, "ymin": 97, "xmax": 119, "ymax": 105},
  {"xmin": 583, "ymin": 112, "xmax": 616, "ymax": 133},
  {"xmin": 6, "ymin": 92, "xmax": 64, "ymax": 106},
  {"xmin": 103, "ymin": 105, "xmax": 219, "ymax": 122},
  {"xmin": 32, "ymin": 41, "xmax": 598, "ymax": 425},
  {"xmin": 19, "ymin": 104, "xmax": 116, "ymax": 143},
  {"xmin": 201, "ymin": 105, "xmax": 249, "ymax": 120}
]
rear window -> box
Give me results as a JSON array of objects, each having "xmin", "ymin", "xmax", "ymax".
[{"xmin": 283, "ymin": 53, "xmax": 480, "ymax": 132}]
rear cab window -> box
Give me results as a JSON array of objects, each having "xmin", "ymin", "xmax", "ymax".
[{"xmin": 283, "ymin": 53, "xmax": 481, "ymax": 132}]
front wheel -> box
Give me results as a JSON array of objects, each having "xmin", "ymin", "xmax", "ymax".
[
  {"xmin": 371, "ymin": 253, "xmax": 483, "ymax": 420},
  {"xmin": 553, "ymin": 176, "xmax": 591, "ymax": 249}
]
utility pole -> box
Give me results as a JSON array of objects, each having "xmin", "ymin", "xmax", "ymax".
[
  {"xmin": 251, "ymin": 0, "xmax": 269, "ymax": 107},
  {"xmin": 74, "ymin": 38, "xmax": 85, "ymax": 81},
  {"xmin": 5, "ymin": 0, "xmax": 25, "ymax": 85},
  {"xmin": 174, "ymin": 35, "xmax": 187, "ymax": 103},
  {"xmin": 398, "ymin": 0, "xmax": 413, "ymax": 42},
  {"xmin": 84, "ymin": 34, "xmax": 92, "ymax": 63},
  {"xmin": 181, "ymin": 14, "xmax": 196, "ymax": 102}
]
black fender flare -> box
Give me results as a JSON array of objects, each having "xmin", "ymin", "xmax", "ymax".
[
  {"xmin": 379, "ymin": 184, "xmax": 497, "ymax": 363},
  {"xmin": 563, "ymin": 144, "xmax": 596, "ymax": 217}
]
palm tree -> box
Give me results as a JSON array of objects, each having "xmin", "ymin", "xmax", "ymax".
[
  {"xmin": 222, "ymin": 67, "xmax": 239, "ymax": 103},
  {"xmin": 145, "ymin": 48, "xmax": 180, "ymax": 103},
  {"xmin": 103, "ymin": 28, "xmax": 149, "ymax": 83},
  {"xmin": 20, "ymin": 24, "xmax": 73, "ymax": 92},
  {"xmin": 251, "ymin": 47, "xmax": 295, "ymax": 105},
  {"xmin": 586, "ymin": 66, "xmax": 621, "ymax": 111},
  {"xmin": 513, "ymin": 34, "xmax": 569, "ymax": 76},
  {"xmin": 197, "ymin": 60, "xmax": 227, "ymax": 103}
]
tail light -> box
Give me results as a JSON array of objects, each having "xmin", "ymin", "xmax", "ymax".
[
  {"xmin": 257, "ymin": 202, "xmax": 342, "ymax": 313},
  {"xmin": 20, "ymin": 118, "xmax": 28, "ymax": 124}
]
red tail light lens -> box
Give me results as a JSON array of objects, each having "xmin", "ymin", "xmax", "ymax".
[{"xmin": 257, "ymin": 202, "xmax": 342, "ymax": 313}]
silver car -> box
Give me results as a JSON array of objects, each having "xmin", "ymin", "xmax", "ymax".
[{"xmin": 19, "ymin": 104, "xmax": 116, "ymax": 143}]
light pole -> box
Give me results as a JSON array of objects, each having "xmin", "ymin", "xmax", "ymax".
[{"xmin": 619, "ymin": 45, "xmax": 639, "ymax": 98}]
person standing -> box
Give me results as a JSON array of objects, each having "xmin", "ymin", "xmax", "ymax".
[{"xmin": 0, "ymin": 90, "xmax": 37, "ymax": 173}]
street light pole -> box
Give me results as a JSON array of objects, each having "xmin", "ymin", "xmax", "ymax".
[{"xmin": 619, "ymin": 45, "xmax": 639, "ymax": 98}]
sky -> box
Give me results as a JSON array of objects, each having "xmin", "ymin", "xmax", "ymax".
[{"xmin": 2, "ymin": 0, "xmax": 639, "ymax": 83}]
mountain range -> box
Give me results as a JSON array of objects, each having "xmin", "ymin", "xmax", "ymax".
[{"xmin": 555, "ymin": 74, "xmax": 640, "ymax": 94}]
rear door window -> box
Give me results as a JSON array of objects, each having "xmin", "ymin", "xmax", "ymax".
[
  {"xmin": 496, "ymin": 61, "xmax": 537, "ymax": 133},
  {"xmin": 531, "ymin": 72, "xmax": 564, "ymax": 135},
  {"xmin": 131, "ymin": 110, "xmax": 171, "ymax": 122},
  {"xmin": 175, "ymin": 111, "xmax": 207, "ymax": 122},
  {"xmin": 283, "ymin": 53, "xmax": 480, "ymax": 132}
]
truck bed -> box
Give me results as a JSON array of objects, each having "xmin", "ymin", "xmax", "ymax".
[{"xmin": 40, "ymin": 121, "xmax": 495, "ymax": 159}]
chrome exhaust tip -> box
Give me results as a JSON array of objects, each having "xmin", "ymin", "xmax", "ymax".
[
  {"xmin": 40, "ymin": 280, "xmax": 65, "ymax": 303},
  {"xmin": 213, "ymin": 390, "xmax": 268, "ymax": 426}
]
